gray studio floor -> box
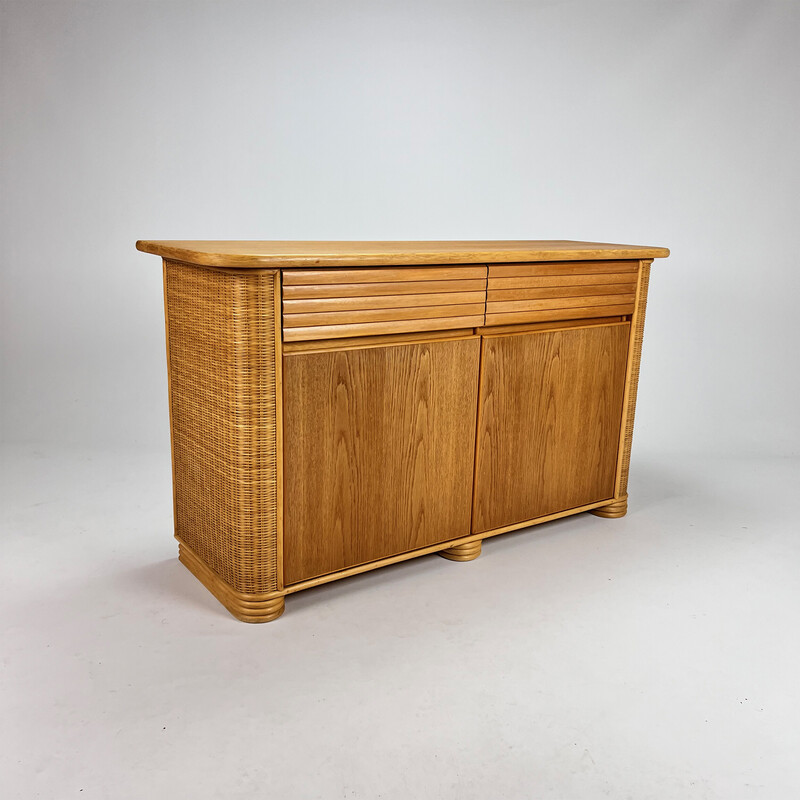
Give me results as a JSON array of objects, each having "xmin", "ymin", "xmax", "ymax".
[{"xmin": 2, "ymin": 444, "xmax": 798, "ymax": 799}]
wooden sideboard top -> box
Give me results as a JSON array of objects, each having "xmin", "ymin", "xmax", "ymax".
[{"xmin": 136, "ymin": 240, "xmax": 670, "ymax": 268}]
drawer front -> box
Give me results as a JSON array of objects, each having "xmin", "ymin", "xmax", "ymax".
[
  {"xmin": 282, "ymin": 266, "xmax": 487, "ymax": 341},
  {"xmin": 485, "ymin": 261, "xmax": 638, "ymax": 326}
]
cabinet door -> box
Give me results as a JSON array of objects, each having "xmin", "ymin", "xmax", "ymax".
[
  {"xmin": 283, "ymin": 337, "xmax": 480, "ymax": 584},
  {"xmin": 473, "ymin": 323, "xmax": 629, "ymax": 533}
]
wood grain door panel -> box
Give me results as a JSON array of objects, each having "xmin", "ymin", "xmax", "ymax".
[
  {"xmin": 473, "ymin": 323, "xmax": 629, "ymax": 533},
  {"xmin": 283, "ymin": 338, "xmax": 480, "ymax": 583}
]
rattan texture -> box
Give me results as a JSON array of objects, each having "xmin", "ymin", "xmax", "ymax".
[
  {"xmin": 164, "ymin": 261, "xmax": 279, "ymax": 594},
  {"xmin": 617, "ymin": 261, "xmax": 651, "ymax": 498}
]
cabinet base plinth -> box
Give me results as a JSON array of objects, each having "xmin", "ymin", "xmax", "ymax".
[
  {"xmin": 177, "ymin": 541, "xmax": 285, "ymax": 623},
  {"xmin": 438, "ymin": 540, "xmax": 482, "ymax": 561},
  {"xmin": 590, "ymin": 496, "xmax": 628, "ymax": 519}
]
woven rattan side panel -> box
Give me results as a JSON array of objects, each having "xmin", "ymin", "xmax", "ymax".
[
  {"xmin": 164, "ymin": 261, "xmax": 280, "ymax": 594},
  {"xmin": 616, "ymin": 260, "xmax": 651, "ymax": 498}
]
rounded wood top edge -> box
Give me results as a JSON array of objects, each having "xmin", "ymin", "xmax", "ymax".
[{"xmin": 136, "ymin": 240, "xmax": 670, "ymax": 268}]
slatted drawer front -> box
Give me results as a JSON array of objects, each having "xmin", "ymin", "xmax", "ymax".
[
  {"xmin": 485, "ymin": 261, "xmax": 638, "ymax": 326},
  {"xmin": 282, "ymin": 266, "xmax": 487, "ymax": 341}
]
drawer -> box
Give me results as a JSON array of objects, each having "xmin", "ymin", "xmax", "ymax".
[
  {"xmin": 282, "ymin": 266, "xmax": 487, "ymax": 341},
  {"xmin": 485, "ymin": 261, "xmax": 638, "ymax": 326}
]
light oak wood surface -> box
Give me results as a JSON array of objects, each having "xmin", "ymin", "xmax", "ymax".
[
  {"xmin": 282, "ymin": 337, "xmax": 481, "ymax": 584},
  {"xmin": 136, "ymin": 240, "xmax": 670, "ymax": 268},
  {"xmin": 473, "ymin": 322, "xmax": 630, "ymax": 532}
]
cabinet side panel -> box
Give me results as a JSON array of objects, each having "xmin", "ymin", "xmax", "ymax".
[
  {"xmin": 473, "ymin": 323, "xmax": 629, "ymax": 533},
  {"xmin": 164, "ymin": 261, "xmax": 280, "ymax": 594},
  {"xmin": 615, "ymin": 260, "xmax": 651, "ymax": 499}
]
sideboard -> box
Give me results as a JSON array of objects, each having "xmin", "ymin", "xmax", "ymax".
[{"xmin": 136, "ymin": 240, "xmax": 670, "ymax": 622}]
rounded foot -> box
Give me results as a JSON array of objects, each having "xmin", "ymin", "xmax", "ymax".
[
  {"xmin": 178, "ymin": 541, "xmax": 286, "ymax": 623},
  {"xmin": 438, "ymin": 540, "xmax": 482, "ymax": 561},
  {"xmin": 591, "ymin": 496, "xmax": 628, "ymax": 519},
  {"xmin": 233, "ymin": 595, "xmax": 285, "ymax": 624}
]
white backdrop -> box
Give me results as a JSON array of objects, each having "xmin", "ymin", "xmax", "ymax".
[{"xmin": 2, "ymin": 0, "xmax": 799, "ymax": 456}]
